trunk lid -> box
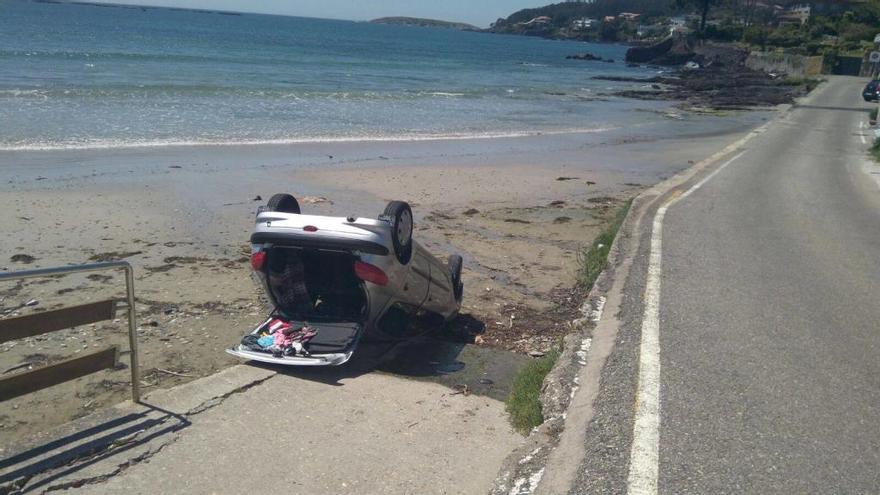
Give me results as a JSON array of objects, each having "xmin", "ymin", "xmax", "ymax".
[{"xmin": 227, "ymin": 319, "xmax": 363, "ymax": 367}]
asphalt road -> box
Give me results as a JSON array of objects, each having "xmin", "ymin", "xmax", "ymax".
[{"xmin": 572, "ymin": 76, "xmax": 880, "ymax": 494}]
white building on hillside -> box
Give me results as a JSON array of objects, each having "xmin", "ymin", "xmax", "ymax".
[
  {"xmin": 572, "ymin": 17, "xmax": 597, "ymax": 30},
  {"xmin": 778, "ymin": 4, "xmax": 810, "ymax": 26}
]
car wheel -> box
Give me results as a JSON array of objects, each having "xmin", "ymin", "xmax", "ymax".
[
  {"xmin": 448, "ymin": 254, "xmax": 463, "ymax": 301},
  {"xmin": 383, "ymin": 201, "xmax": 413, "ymax": 264},
  {"xmin": 266, "ymin": 193, "xmax": 301, "ymax": 214}
]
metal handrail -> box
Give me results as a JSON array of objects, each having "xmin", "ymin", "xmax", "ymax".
[{"xmin": 0, "ymin": 261, "xmax": 141, "ymax": 402}]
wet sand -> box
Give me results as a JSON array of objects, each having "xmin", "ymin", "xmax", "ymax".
[{"xmin": 0, "ymin": 119, "xmax": 770, "ymax": 445}]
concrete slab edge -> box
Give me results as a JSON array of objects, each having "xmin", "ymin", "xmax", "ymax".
[{"xmin": 1, "ymin": 365, "xmax": 276, "ymax": 494}]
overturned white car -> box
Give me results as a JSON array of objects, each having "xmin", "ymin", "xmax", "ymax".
[{"xmin": 226, "ymin": 194, "xmax": 463, "ymax": 366}]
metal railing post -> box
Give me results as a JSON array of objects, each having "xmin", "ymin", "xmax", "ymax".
[
  {"xmin": 124, "ymin": 265, "xmax": 141, "ymax": 403},
  {"xmin": 0, "ymin": 261, "xmax": 141, "ymax": 403}
]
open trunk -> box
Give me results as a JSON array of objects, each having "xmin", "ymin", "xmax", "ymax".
[{"xmin": 227, "ymin": 247, "xmax": 367, "ymax": 366}]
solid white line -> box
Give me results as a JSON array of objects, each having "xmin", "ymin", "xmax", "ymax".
[{"xmin": 626, "ymin": 150, "xmax": 746, "ymax": 495}]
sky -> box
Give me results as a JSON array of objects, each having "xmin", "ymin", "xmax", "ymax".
[{"xmin": 89, "ymin": 0, "xmax": 548, "ymax": 27}]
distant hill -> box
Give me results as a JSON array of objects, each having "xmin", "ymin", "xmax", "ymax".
[
  {"xmin": 490, "ymin": 0, "xmax": 673, "ymax": 31},
  {"xmin": 370, "ymin": 17, "xmax": 479, "ymax": 31}
]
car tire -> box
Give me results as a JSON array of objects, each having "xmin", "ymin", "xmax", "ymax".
[
  {"xmin": 266, "ymin": 193, "xmax": 301, "ymax": 214},
  {"xmin": 448, "ymin": 254, "xmax": 463, "ymax": 302},
  {"xmin": 383, "ymin": 201, "xmax": 413, "ymax": 264}
]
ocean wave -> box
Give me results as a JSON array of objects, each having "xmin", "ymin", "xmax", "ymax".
[
  {"xmin": 0, "ymin": 86, "xmax": 483, "ymax": 100},
  {"xmin": 422, "ymin": 92, "xmax": 467, "ymax": 97},
  {"xmin": 0, "ymin": 49, "xmax": 245, "ymax": 65},
  {"xmin": 0, "ymin": 127, "xmax": 620, "ymax": 152},
  {"xmin": 0, "ymin": 89, "xmax": 49, "ymax": 97}
]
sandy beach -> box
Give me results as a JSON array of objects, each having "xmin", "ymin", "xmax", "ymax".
[{"xmin": 0, "ymin": 119, "xmax": 770, "ymax": 444}]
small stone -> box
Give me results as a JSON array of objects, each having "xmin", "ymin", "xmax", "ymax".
[
  {"xmin": 10, "ymin": 254, "xmax": 35, "ymax": 264},
  {"xmin": 528, "ymin": 350, "xmax": 546, "ymax": 358}
]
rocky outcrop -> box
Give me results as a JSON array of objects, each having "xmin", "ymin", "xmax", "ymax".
[
  {"xmin": 601, "ymin": 44, "xmax": 812, "ymax": 109},
  {"xmin": 625, "ymin": 33, "xmax": 695, "ymax": 66},
  {"xmin": 567, "ymin": 53, "xmax": 615, "ymax": 63}
]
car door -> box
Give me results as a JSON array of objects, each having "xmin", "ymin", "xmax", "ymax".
[
  {"xmin": 419, "ymin": 249, "xmax": 456, "ymax": 316},
  {"xmin": 402, "ymin": 248, "xmax": 431, "ymax": 309}
]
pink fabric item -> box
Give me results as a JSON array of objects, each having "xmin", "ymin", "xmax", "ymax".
[
  {"xmin": 269, "ymin": 319, "xmax": 292, "ymax": 346},
  {"xmin": 266, "ymin": 319, "xmax": 319, "ymax": 350},
  {"xmin": 273, "ymin": 330, "xmax": 290, "ymax": 347},
  {"xmin": 268, "ymin": 318, "xmax": 289, "ymax": 334}
]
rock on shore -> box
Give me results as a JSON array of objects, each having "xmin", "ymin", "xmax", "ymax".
[
  {"xmin": 610, "ymin": 42, "xmax": 811, "ymax": 109},
  {"xmin": 566, "ymin": 53, "xmax": 615, "ymax": 63},
  {"xmin": 625, "ymin": 33, "xmax": 695, "ymax": 66}
]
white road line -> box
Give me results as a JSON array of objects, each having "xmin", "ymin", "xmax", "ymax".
[{"xmin": 626, "ymin": 150, "xmax": 747, "ymax": 495}]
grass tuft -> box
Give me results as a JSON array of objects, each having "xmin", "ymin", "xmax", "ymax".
[
  {"xmin": 872, "ymin": 137, "xmax": 880, "ymax": 162},
  {"xmin": 577, "ymin": 199, "xmax": 632, "ymax": 291},
  {"xmin": 504, "ymin": 199, "xmax": 633, "ymax": 434},
  {"xmin": 505, "ymin": 347, "xmax": 560, "ymax": 434},
  {"xmin": 776, "ymin": 77, "xmax": 823, "ymax": 91}
]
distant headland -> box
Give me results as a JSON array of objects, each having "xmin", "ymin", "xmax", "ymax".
[{"xmin": 369, "ymin": 17, "xmax": 479, "ymax": 31}]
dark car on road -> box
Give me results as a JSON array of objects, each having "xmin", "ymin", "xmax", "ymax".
[{"xmin": 863, "ymin": 80, "xmax": 880, "ymax": 101}]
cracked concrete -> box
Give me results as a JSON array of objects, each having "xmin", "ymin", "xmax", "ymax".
[
  {"xmin": 1, "ymin": 366, "xmax": 276, "ymax": 495},
  {"xmin": 3, "ymin": 365, "xmax": 518, "ymax": 495}
]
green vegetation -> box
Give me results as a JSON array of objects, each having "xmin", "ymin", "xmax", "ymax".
[
  {"xmin": 489, "ymin": 0, "xmax": 670, "ymax": 41},
  {"xmin": 505, "ymin": 347, "xmax": 560, "ymax": 434},
  {"xmin": 577, "ymin": 200, "xmax": 632, "ymax": 291},
  {"xmin": 504, "ymin": 199, "xmax": 632, "ymax": 434},
  {"xmin": 493, "ymin": 0, "xmax": 669, "ymax": 27},
  {"xmin": 776, "ymin": 77, "xmax": 823, "ymax": 91},
  {"xmin": 492, "ymin": 0, "xmax": 880, "ymax": 55},
  {"xmin": 675, "ymin": 0, "xmax": 720, "ymax": 33},
  {"xmin": 708, "ymin": 2, "xmax": 880, "ymax": 53},
  {"xmin": 872, "ymin": 137, "xmax": 880, "ymax": 162}
]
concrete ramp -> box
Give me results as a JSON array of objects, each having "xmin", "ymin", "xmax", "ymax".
[{"xmin": 2, "ymin": 365, "xmax": 519, "ymax": 494}]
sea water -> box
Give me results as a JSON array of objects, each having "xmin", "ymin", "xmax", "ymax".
[{"xmin": 2, "ymin": 0, "xmax": 700, "ymax": 151}]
